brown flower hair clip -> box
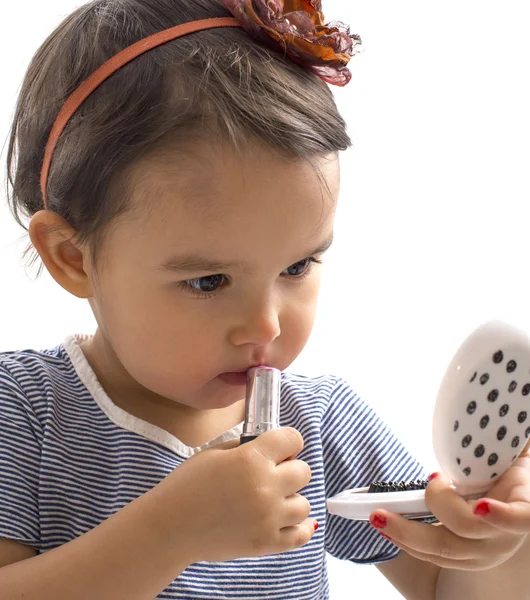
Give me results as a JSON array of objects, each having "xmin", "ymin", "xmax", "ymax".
[{"xmin": 222, "ymin": 0, "xmax": 362, "ymax": 86}]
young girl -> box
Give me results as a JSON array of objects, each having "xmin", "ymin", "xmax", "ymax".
[{"xmin": 2, "ymin": 1, "xmax": 530, "ymax": 599}]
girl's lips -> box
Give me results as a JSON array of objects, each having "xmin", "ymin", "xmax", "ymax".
[
  {"xmin": 217, "ymin": 372, "xmax": 248, "ymax": 386},
  {"xmin": 217, "ymin": 365, "xmax": 275, "ymax": 386}
]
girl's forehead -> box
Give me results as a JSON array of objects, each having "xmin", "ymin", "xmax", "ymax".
[
  {"xmin": 126, "ymin": 143, "xmax": 340, "ymax": 229},
  {"xmin": 108, "ymin": 146, "xmax": 339, "ymax": 265}
]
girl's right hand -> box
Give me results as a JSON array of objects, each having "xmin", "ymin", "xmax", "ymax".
[{"xmin": 163, "ymin": 427, "xmax": 315, "ymax": 563}]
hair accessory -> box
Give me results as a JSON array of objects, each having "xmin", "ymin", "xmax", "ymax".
[
  {"xmin": 222, "ymin": 0, "xmax": 361, "ymax": 87},
  {"xmin": 327, "ymin": 320, "xmax": 530, "ymax": 522},
  {"xmin": 40, "ymin": 3, "xmax": 360, "ymax": 211}
]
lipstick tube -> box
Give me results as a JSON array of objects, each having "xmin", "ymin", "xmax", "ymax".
[{"xmin": 240, "ymin": 366, "xmax": 281, "ymax": 444}]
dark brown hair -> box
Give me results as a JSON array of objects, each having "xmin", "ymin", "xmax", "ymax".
[{"xmin": 6, "ymin": 0, "xmax": 352, "ymax": 271}]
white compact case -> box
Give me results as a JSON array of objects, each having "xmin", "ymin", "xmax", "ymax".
[{"xmin": 327, "ymin": 321, "xmax": 530, "ymax": 521}]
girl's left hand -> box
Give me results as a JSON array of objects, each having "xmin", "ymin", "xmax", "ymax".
[{"xmin": 368, "ymin": 440, "xmax": 530, "ymax": 570}]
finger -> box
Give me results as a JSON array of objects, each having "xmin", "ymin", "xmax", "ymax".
[
  {"xmin": 280, "ymin": 493, "xmax": 312, "ymax": 528},
  {"xmin": 424, "ymin": 472, "xmax": 497, "ymax": 539},
  {"xmin": 385, "ymin": 538, "xmax": 481, "ymax": 570},
  {"xmin": 369, "ymin": 509, "xmax": 483, "ymax": 561},
  {"xmin": 278, "ymin": 517, "xmax": 317, "ymax": 553},
  {"xmin": 276, "ymin": 458, "xmax": 312, "ymax": 495},
  {"xmin": 250, "ymin": 428, "xmax": 304, "ymax": 464},
  {"xmin": 472, "ymin": 497, "xmax": 530, "ymax": 534}
]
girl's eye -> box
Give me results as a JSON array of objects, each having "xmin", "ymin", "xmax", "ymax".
[
  {"xmin": 178, "ymin": 257, "xmax": 322, "ymax": 299},
  {"xmin": 282, "ymin": 257, "xmax": 321, "ymax": 278},
  {"xmin": 181, "ymin": 274, "xmax": 227, "ymax": 298}
]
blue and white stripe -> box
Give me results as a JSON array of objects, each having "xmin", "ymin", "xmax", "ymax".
[{"xmin": 0, "ymin": 335, "xmax": 427, "ymax": 598}]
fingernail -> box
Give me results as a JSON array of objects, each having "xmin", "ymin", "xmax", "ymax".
[
  {"xmin": 428, "ymin": 472, "xmax": 439, "ymax": 482},
  {"xmin": 314, "ymin": 521, "xmax": 319, "ymax": 531},
  {"xmin": 369, "ymin": 514, "xmax": 387, "ymax": 529},
  {"xmin": 474, "ymin": 501, "xmax": 490, "ymax": 517},
  {"xmin": 380, "ymin": 532, "xmax": 392, "ymax": 541}
]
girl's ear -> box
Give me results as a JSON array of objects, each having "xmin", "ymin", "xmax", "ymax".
[{"xmin": 29, "ymin": 210, "xmax": 93, "ymax": 299}]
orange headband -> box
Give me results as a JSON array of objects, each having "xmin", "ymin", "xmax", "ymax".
[
  {"xmin": 39, "ymin": 17, "xmax": 241, "ymax": 210},
  {"xmin": 40, "ymin": 3, "xmax": 359, "ymax": 210}
]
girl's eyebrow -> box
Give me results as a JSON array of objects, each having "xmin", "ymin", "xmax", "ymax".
[{"xmin": 158, "ymin": 234, "xmax": 334, "ymax": 274}]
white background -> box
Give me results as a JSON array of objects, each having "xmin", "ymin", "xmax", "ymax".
[{"xmin": 1, "ymin": 1, "xmax": 529, "ymax": 598}]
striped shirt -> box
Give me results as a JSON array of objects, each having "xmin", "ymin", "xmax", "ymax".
[{"xmin": 0, "ymin": 334, "xmax": 427, "ymax": 599}]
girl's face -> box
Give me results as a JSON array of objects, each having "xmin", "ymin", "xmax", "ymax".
[{"xmin": 87, "ymin": 143, "xmax": 340, "ymax": 410}]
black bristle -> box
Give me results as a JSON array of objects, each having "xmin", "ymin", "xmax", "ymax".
[
  {"xmin": 420, "ymin": 516, "xmax": 440, "ymax": 524},
  {"xmin": 368, "ymin": 479, "xmax": 430, "ymax": 493},
  {"xmin": 366, "ymin": 478, "xmax": 438, "ymax": 524}
]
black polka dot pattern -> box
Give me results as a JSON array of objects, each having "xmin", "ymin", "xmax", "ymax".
[
  {"xmin": 493, "ymin": 351, "xmax": 504, "ymax": 363},
  {"xmin": 467, "ymin": 401, "xmax": 477, "ymax": 414},
  {"xmin": 488, "ymin": 390, "xmax": 499, "ymax": 402},
  {"xmin": 499, "ymin": 404, "xmax": 509, "ymax": 417},
  {"xmin": 474, "ymin": 445, "xmax": 485, "ymax": 457},
  {"xmin": 451, "ymin": 345, "xmax": 530, "ymax": 484},
  {"xmin": 507, "ymin": 360, "xmax": 517, "ymax": 373}
]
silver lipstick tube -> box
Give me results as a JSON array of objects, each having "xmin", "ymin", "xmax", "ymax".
[{"xmin": 240, "ymin": 367, "xmax": 281, "ymax": 444}]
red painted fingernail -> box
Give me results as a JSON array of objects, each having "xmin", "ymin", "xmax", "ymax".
[
  {"xmin": 314, "ymin": 521, "xmax": 319, "ymax": 531},
  {"xmin": 474, "ymin": 501, "xmax": 490, "ymax": 517},
  {"xmin": 369, "ymin": 514, "xmax": 387, "ymax": 529},
  {"xmin": 428, "ymin": 472, "xmax": 439, "ymax": 482},
  {"xmin": 380, "ymin": 532, "xmax": 392, "ymax": 541}
]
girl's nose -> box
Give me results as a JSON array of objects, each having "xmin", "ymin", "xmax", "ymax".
[{"xmin": 228, "ymin": 298, "xmax": 281, "ymax": 347}]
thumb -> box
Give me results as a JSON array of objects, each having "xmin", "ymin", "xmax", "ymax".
[{"xmin": 208, "ymin": 437, "xmax": 242, "ymax": 451}]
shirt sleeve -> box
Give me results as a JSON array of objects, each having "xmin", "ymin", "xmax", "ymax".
[
  {"xmin": 0, "ymin": 360, "xmax": 43, "ymax": 549},
  {"xmin": 322, "ymin": 377, "xmax": 429, "ymax": 564}
]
